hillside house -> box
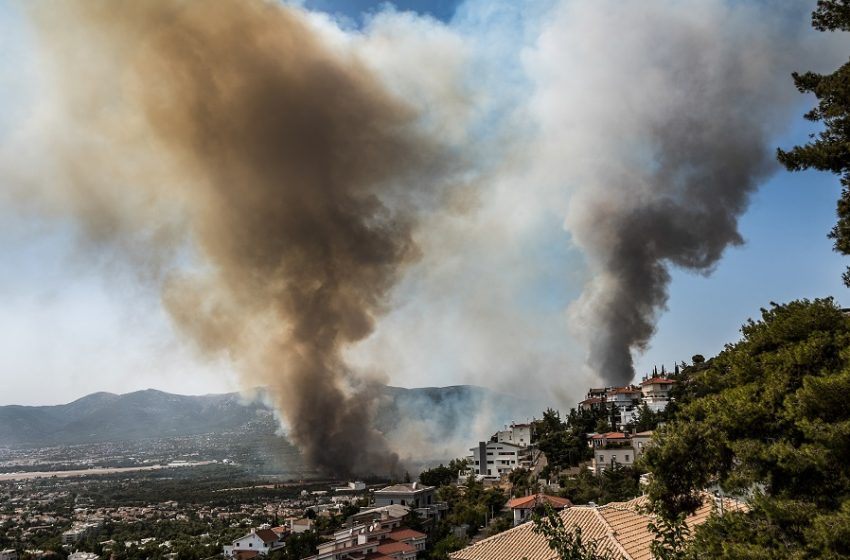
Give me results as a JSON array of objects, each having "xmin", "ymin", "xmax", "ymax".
[
  {"xmin": 640, "ymin": 377, "xmax": 676, "ymax": 412},
  {"xmin": 507, "ymin": 494, "xmax": 572, "ymax": 526},
  {"xmin": 305, "ymin": 514, "xmax": 425, "ymax": 560},
  {"xmin": 223, "ymin": 528, "xmax": 285, "ymax": 559},
  {"xmin": 495, "ymin": 422, "xmax": 533, "ymax": 447},
  {"xmin": 469, "ymin": 441, "xmax": 524, "ymax": 477},
  {"xmin": 373, "ymin": 483, "xmax": 446, "ymax": 519}
]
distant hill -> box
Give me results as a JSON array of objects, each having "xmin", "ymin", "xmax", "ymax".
[{"xmin": 0, "ymin": 385, "xmax": 530, "ymax": 448}]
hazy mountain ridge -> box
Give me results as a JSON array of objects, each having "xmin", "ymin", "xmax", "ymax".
[{"xmin": 0, "ymin": 385, "xmax": 524, "ymax": 447}]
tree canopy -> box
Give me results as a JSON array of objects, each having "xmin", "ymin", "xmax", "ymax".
[
  {"xmin": 641, "ymin": 298, "xmax": 850, "ymax": 558},
  {"xmin": 778, "ymin": 1, "xmax": 850, "ymax": 284}
]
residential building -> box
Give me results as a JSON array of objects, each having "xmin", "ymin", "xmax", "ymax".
[
  {"xmin": 468, "ymin": 441, "xmax": 524, "ymax": 477},
  {"xmin": 334, "ymin": 481, "xmax": 366, "ymax": 493},
  {"xmin": 304, "ymin": 513, "xmax": 425, "ymax": 560},
  {"xmin": 507, "ymin": 494, "xmax": 572, "ymax": 526},
  {"xmin": 68, "ymin": 553, "xmax": 99, "ymax": 560},
  {"xmin": 640, "ymin": 377, "xmax": 676, "ymax": 412},
  {"xmin": 495, "ymin": 423, "xmax": 533, "ymax": 447},
  {"xmin": 449, "ymin": 494, "xmax": 744, "ymax": 560},
  {"xmin": 373, "ymin": 483, "xmax": 434, "ymax": 509},
  {"xmin": 350, "ymin": 504, "xmax": 410, "ymax": 526},
  {"xmin": 590, "ymin": 432, "xmax": 635, "ymax": 474},
  {"xmin": 61, "ymin": 523, "xmax": 100, "ymax": 545},
  {"xmin": 223, "ymin": 529, "xmax": 285, "ymax": 559},
  {"xmin": 373, "ymin": 482, "xmax": 446, "ymax": 520},
  {"xmin": 631, "ymin": 430, "xmax": 654, "ymax": 457},
  {"xmin": 0, "ymin": 550, "xmax": 18, "ymax": 560},
  {"xmin": 289, "ymin": 518, "xmax": 314, "ymax": 534}
]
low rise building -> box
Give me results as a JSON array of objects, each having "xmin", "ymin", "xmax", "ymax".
[
  {"xmin": 640, "ymin": 377, "xmax": 676, "ymax": 412},
  {"xmin": 305, "ymin": 514, "xmax": 425, "ymax": 560},
  {"xmin": 495, "ymin": 423, "xmax": 533, "ymax": 447},
  {"xmin": 222, "ymin": 528, "xmax": 285, "ymax": 559},
  {"xmin": 373, "ymin": 483, "xmax": 434, "ymax": 509},
  {"xmin": 68, "ymin": 553, "xmax": 99, "ymax": 560},
  {"xmin": 589, "ymin": 431, "xmax": 654, "ymax": 474},
  {"xmin": 468, "ymin": 441, "xmax": 524, "ymax": 477},
  {"xmin": 507, "ymin": 494, "xmax": 572, "ymax": 526},
  {"xmin": 0, "ymin": 550, "xmax": 18, "ymax": 560}
]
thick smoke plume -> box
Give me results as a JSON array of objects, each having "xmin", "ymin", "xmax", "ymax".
[
  {"xmin": 23, "ymin": 0, "xmax": 452, "ymax": 476},
  {"xmin": 528, "ymin": 1, "xmax": 838, "ymax": 384}
]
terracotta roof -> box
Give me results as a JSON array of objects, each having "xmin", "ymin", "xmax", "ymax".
[
  {"xmin": 633, "ymin": 431, "xmax": 654, "ymax": 437},
  {"xmin": 387, "ymin": 528, "xmax": 426, "ymax": 542},
  {"xmin": 449, "ymin": 494, "xmax": 742, "ymax": 560},
  {"xmin": 590, "ymin": 432, "xmax": 629, "ymax": 440},
  {"xmin": 579, "ymin": 397, "xmax": 604, "ymax": 405},
  {"xmin": 376, "ymin": 541, "xmax": 416, "ymax": 555},
  {"xmin": 254, "ymin": 529, "xmax": 279, "ymax": 544},
  {"xmin": 640, "ymin": 378, "xmax": 675, "ymax": 386},
  {"xmin": 235, "ymin": 552, "xmax": 259, "ymax": 560},
  {"xmin": 608, "ymin": 387, "xmax": 641, "ymax": 395},
  {"xmin": 507, "ymin": 494, "xmax": 572, "ymax": 511}
]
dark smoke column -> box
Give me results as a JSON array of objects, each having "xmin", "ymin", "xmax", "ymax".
[
  {"xmin": 26, "ymin": 0, "xmax": 449, "ymax": 476},
  {"xmin": 530, "ymin": 1, "xmax": 818, "ymax": 386}
]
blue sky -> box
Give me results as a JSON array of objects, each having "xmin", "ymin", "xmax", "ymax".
[{"xmin": 0, "ymin": 0, "xmax": 847, "ymax": 406}]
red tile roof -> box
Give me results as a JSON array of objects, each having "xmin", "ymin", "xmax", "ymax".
[
  {"xmin": 387, "ymin": 529, "xmax": 426, "ymax": 542},
  {"xmin": 640, "ymin": 377, "xmax": 675, "ymax": 385},
  {"xmin": 376, "ymin": 541, "xmax": 416, "ymax": 555},
  {"xmin": 507, "ymin": 494, "xmax": 572, "ymax": 510},
  {"xmin": 254, "ymin": 529, "xmax": 279, "ymax": 544},
  {"xmin": 608, "ymin": 387, "xmax": 641, "ymax": 395},
  {"xmin": 591, "ymin": 432, "xmax": 629, "ymax": 440},
  {"xmin": 235, "ymin": 552, "xmax": 259, "ymax": 560},
  {"xmin": 450, "ymin": 494, "xmax": 746, "ymax": 560}
]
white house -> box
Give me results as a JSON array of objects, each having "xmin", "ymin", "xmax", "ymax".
[
  {"xmin": 0, "ymin": 550, "xmax": 18, "ymax": 560},
  {"xmin": 589, "ymin": 431, "xmax": 651, "ymax": 474},
  {"xmin": 468, "ymin": 441, "xmax": 523, "ymax": 477},
  {"xmin": 306, "ymin": 514, "xmax": 424, "ymax": 560},
  {"xmin": 495, "ymin": 423, "xmax": 533, "ymax": 447},
  {"xmin": 223, "ymin": 529, "xmax": 284, "ymax": 559},
  {"xmin": 68, "ymin": 553, "xmax": 99, "ymax": 560},
  {"xmin": 373, "ymin": 483, "xmax": 435, "ymax": 509},
  {"xmin": 640, "ymin": 378, "xmax": 676, "ymax": 412}
]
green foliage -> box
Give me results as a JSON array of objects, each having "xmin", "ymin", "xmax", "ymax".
[
  {"xmin": 531, "ymin": 503, "xmax": 622, "ymax": 560},
  {"xmin": 631, "ymin": 403, "xmax": 662, "ymax": 433},
  {"xmin": 778, "ymin": 2, "xmax": 850, "ymax": 284},
  {"xmin": 508, "ymin": 468, "xmax": 535, "ymax": 497},
  {"xmin": 420, "ymin": 458, "xmax": 468, "ymax": 488},
  {"xmin": 436, "ymin": 476, "xmax": 509, "ymax": 538},
  {"xmin": 647, "ymin": 513, "xmax": 690, "ymax": 560},
  {"xmin": 429, "ymin": 535, "xmax": 468, "ymax": 560},
  {"xmin": 559, "ymin": 467, "xmax": 640, "ymax": 506},
  {"xmin": 536, "ymin": 408, "xmax": 603, "ymax": 474},
  {"xmin": 642, "ymin": 298, "xmax": 850, "ymax": 559}
]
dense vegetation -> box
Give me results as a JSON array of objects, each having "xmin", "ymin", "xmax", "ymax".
[{"xmin": 642, "ymin": 298, "xmax": 850, "ymax": 558}]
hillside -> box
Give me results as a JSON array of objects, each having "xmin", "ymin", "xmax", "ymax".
[{"xmin": 0, "ymin": 385, "xmax": 525, "ymax": 448}]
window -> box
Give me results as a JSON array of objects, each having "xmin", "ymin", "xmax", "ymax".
[
  {"xmin": 625, "ymin": 455, "xmax": 630, "ymax": 461},
  {"xmin": 599, "ymin": 455, "xmax": 603, "ymax": 461}
]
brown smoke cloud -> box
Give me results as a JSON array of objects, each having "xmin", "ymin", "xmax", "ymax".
[{"xmin": 23, "ymin": 0, "xmax": 453, "ymax": 476}]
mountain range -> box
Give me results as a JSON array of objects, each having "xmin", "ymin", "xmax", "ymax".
[{"xmin": 0, "ymin": 385, "xmax": 527, "ymax": 447}]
